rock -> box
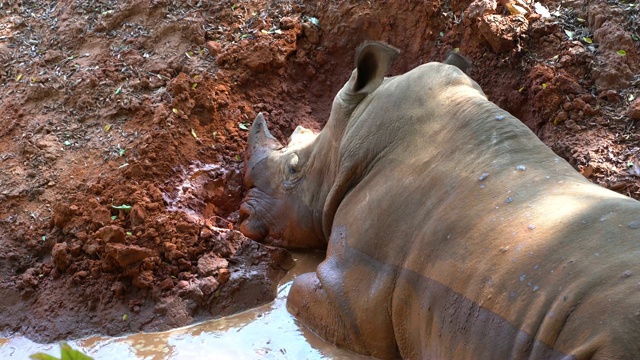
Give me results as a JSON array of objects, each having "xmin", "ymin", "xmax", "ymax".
[
  {"xmin": 198, "ymin": 276, "xmax": 219, "ymax": 295},
  {"xmin": 132, "ymin": 270, "xmax": 154, "ymax": 289},
  {"xmin": 130, "ymin": 204, "xmax": 147, "ymax": 227},
  {"xmin": 95, "ymin": 225, "xmax": 126, "ymax": 243},
  {"xmin": 51, "ymin": 243, "xmax": 70, "ymax": 271},
  {"xmin": 91, "ymin": 206, "xmax": 112, "ymax": 227},
  {"xmin": 555, "ymin": 111, "xmax": 568, "ymax": 124},
  {"xmin": 111, "ymin": 281, "xmax": 126, "ymax": 297},
  {"xmin": 205, "ymin": 41, "xmax": 222, "ymax": 57},
  {"xmin": 197, "ymin": 253, "xmax": 228, "ymax": 277},
  {"xmin": 82, "ymin": 239, "xmax": 100, "ymax": 256},
  {"xmin": 629, "ymin": 99, "xmax": 640, "ymax": 120},
  {"xmin": 159, "ymin": 278, "xmax": 174, "ymax": 291},
  {"xmin": 572, "ymin": 98, "xmax": 586, "ymax": 111},
  {"xmin": 599, "ymin": 90, "xmax": 620, "ymax": 102},
  {"xmin": 217, "ymin": 268, "xmax": 230, "ymax": 285},
  {"xmin": 164, "ymin": 242, "xmax": 184, "ymax": 261},
  {"xmin": 478, "ymin": 14, "xmax": 528, "ymax": 53},
  {"xmin": 302, "ymin": 23, "xmax": 321, "ymax": 44},
  {"xmin": 467, "ymin": 0, "xmax": 497, "ymax": 19},
  {"xmin": 105, "ymin": 243, "xmax": 152, "ymax": 268}
]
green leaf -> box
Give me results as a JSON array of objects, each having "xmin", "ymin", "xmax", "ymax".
[
  {"xmin": 191, "ymin": 83, "xmax": 198, "ymax": 89},
  {"xmin": 104, "ymin": 124, "xmax": 112, "ymax": 132},
  {"xmin": 172, "ymin": 108, "xmax": 179, "ymax": 114},
  {"xmin": 234, "ymin": 154, "xmax": 241, "ymax": 161},
  {"xmin": 617, "ymin": 49, "xmax": 627, "ymax": 56},
  {"xmin": 29, "ymin": 353, "xmax": 59, "ymax": 360},
  {"xmin": 240, "ymin": 34, "xmax": 250, "ymax": 40},
  {"xmin": 576, "ymin": 18, "xmax": 586, "ymax": 23},
  {"xmin": 42, "ymin": 236, "xmax": 46, "ymax": 241},
  {"xmin": 582, "ymin": 37, "xmax": 592, "ymax": 44},
  {"xmin": 115, "ymin": 86, "xmax": 122, "ymax": 95},
  {"xmin": 126, "ymin": 232, "xmax": 132, "ymax": 236},
  {"xmin": 111, "ymin": 215, "xmax": 117, "ymax": 220},
  {"xmin": 632, "ymin": 34, "xmax": 639, "ymax": 41},
  {"xmin": 564, "ymin": 30, "xmax": 574, "ymax": 40},
  {"xmin": 238, "ymin": 123, "xmax": 249, "ymax": 131},
  {"xmin": 63, "ymin": 140, "xmax": 72, "ymax": 146},
  {"xmin": 123, "ymin": 314, "xmax": 128, "ymax": 321},
  {"xmin": 191, "ymin": 128, "xmax": 198, "ymax": 139},
  {"xmin": 306, "ymin": 17, "xmax": 320, "ymax": 26},
  {"xmin": 111, "ymin": 204, "xmax": 132, "ymax": 210},
  {"xmin": 60, "ymin": 342, "xmax": 93, "ymax": 360},
  {"xmin": 118, "ymin": 148, "xmax": 125, "ymax": 156}
]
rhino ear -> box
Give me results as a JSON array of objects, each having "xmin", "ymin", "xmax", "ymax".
[
  {"xmin": 444, "ymin": 51, "xmax": 471, "ymax": 74},
  {"xmin": 350, "ymin": 42, "xmax": 399, "ymax": 95}
]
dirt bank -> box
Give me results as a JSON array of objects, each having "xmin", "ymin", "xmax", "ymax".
[{"xmin": 0, "ymin": 0, "xmax": 638, "ymax": 342}]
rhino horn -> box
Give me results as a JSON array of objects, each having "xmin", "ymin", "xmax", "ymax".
[{"xmin": 246, "ymin": 113, "xmax": 282, "ymax": 168}]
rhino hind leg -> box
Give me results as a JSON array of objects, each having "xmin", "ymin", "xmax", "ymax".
[{"xmin": 287, "ymin": 272, "xmax": 367, "ymax": 355}]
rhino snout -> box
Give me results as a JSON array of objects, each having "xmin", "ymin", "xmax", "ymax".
[{"xmin": 238, "ymin": 201, "xmax": 268, "ymax": 241}]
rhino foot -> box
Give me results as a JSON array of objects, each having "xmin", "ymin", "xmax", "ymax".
[{"xmin": 287, "ymin": 272, "xmax": 365, "ymax": 354}]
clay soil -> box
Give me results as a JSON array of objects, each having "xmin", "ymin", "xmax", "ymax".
[{"xmin": 1, "ymin": 0, "xmax": 639, "ymax": 343}]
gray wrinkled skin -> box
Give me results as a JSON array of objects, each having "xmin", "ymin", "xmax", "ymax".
[{"xmin": 239, "ymin": 42, "xmax": 640, "ymax": 359}]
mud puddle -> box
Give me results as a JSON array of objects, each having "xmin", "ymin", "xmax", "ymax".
[{"xmin": 0, "ymin": 252, "xmax": 366, "ymax": 360}]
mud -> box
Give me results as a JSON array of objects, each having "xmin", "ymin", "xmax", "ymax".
[
  {"xmin": 0, "ymin": 0, "xmax": 639, "ymax": 346},
  {"xmin": 1, "ymin": 252, "xmax": 367, "ymax": 359}
]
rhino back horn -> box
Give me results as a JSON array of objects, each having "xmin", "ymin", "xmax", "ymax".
[{"xmin": 247, "ymin": 113, "xmax": 282, "ymax": 166}]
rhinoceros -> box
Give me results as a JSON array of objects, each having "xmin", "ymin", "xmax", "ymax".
[{"xmin": 239, "ymin": 42, "xmax": 640, "ymax": 359}]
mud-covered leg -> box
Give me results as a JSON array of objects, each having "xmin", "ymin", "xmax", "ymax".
[{"xmin": 287, "ymin": 272, "xmax": 368, "ymax": 355}]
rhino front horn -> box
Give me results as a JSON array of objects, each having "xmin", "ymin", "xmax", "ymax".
[{"xmin": 246, "ymin": 113, "xmax": 282, "ymax": 166}]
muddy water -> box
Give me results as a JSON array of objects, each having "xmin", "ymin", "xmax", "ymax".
[{"xmin": 0, "ymin": 252, "xmax": 368, "ymax": 360}]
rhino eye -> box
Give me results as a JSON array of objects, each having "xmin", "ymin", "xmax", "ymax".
[{"xmin": 287, "ymin": 154, "xmax": 300, "ymax": 175}]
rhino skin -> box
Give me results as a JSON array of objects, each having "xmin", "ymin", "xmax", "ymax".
[{"xmin": 239, "ymin": 41, "xmax": 640, "ymax": 359}]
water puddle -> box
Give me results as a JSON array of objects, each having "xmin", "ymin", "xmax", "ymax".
[{"xmin": 0, "ymin": 252, "xmax": 367, "ymax": 359}]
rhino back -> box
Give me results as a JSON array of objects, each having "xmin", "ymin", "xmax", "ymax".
[{"xmin": 325, "ymin": 62, "xmax": 640, "ymax": 358}]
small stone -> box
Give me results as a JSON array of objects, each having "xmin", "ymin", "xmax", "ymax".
[
  {"xmin": 95, "ymin": 225, "xmax": 126, "ymax": 243},
  {"xmin": 555, "ymin": 111, "xmax": 568, "ymax": 124},
  {"xmin": 628, "ymin": 99, "xmax": 640, "ymax": 120},
  {"xmin": 205, "ymin": 41, "xmax": 222, "ymax": 57},
  {"xmin": 622, "ymin": 270, "xmax": 633, "ymax": 279},
  {"xmin": 51, "ymin": 243, "xmax": 70, "ymax": 271},
  {"xmin": 105, "ymin": 243, "xmax": 152, "ymax": 268},
  {"xmin": 562, "ymin": 102, "xmax": 574, "ymax": 111},
  {"xmin": 280, "ymin": 16, "xmax": 297, "ymax": 30},
  {"xmin": 197, "ymin": 253, "xmax": 229, "ymax": 277},
  {"xmin": 198, "ymin": 276, "xmax": 220, "ymax": 295},
  {"xmin": 598, "ymin": 89, "xmax": 620, "ymax": 102},
  {"xmin": 572, "ymin": 98, "xmax": 586, "ymax": 111},
  {"xmin": 130, "ymin": 204, "xmax": 147, "ymax": 227},
  {"xmin": 159, "ymin": 278, "xmax": 174, "ymax": 291},
  {"xmin": 217, "ymin": 268, "xmax": 230, "ymax": 284}
]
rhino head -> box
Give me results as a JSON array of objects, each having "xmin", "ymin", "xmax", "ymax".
[
  {"xmin": 239, "ymin": 112, "xmax": 326, "ymax": 249},
  {"xmin": 239, "ymin": 42, "xmax": 467, "ymax": 249}
]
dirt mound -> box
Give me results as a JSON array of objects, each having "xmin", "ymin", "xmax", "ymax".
[{"xmin": 1, "ymin": 0, "xmax": 638, "ymax": 342}]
